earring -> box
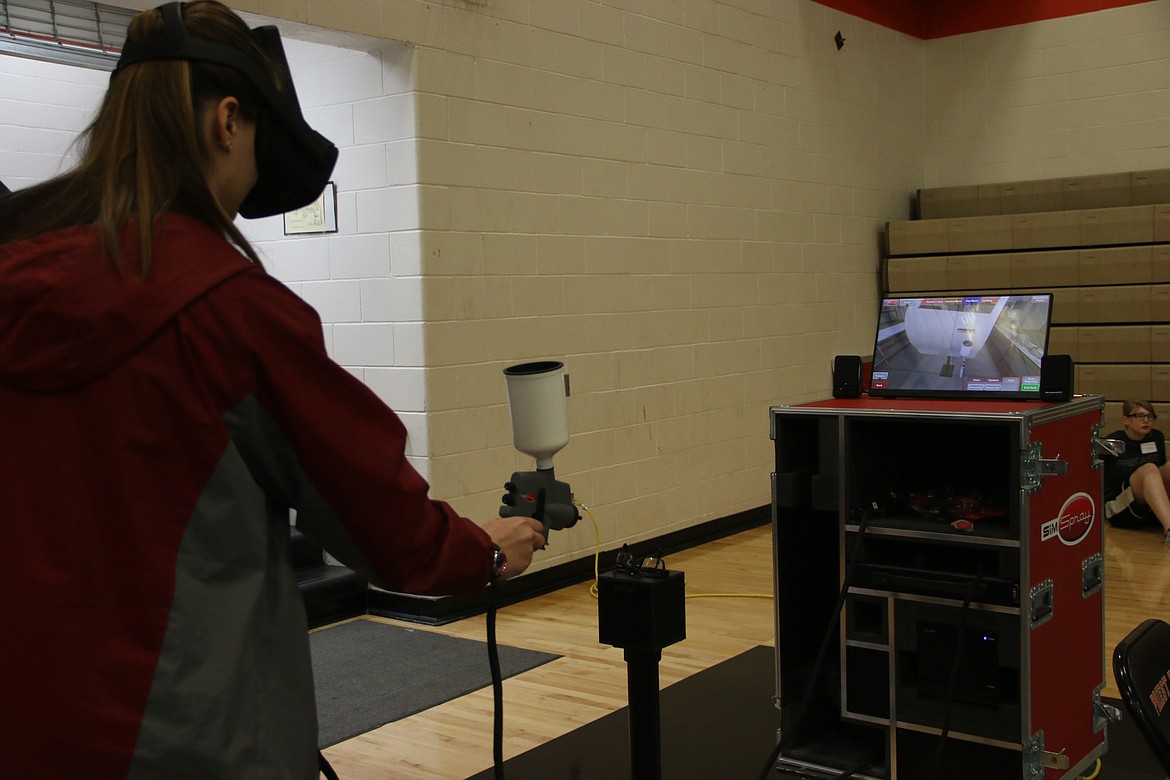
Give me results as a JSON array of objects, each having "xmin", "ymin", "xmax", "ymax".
[{"xmin": 221, "ymin": 139, "xmax": 233, "ymax": 152}]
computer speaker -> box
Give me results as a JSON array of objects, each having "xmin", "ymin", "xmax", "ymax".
[
  {"xmin": 1040, "ymin": 354, "xmax": 1074, "ymax": 403},
  {"xmin": 833, "ymin": 355, "xmax": 862, "ymax": 399}
]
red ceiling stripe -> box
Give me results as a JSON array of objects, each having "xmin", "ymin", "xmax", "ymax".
[
  {"xmin": 808, "ymin": 0, "xmax": 926, "ymax": 38},
  {"xmin": 923, "ymin": 0, "xmax": 1159, "ymax": 38},
  {"xmin": 810, "ymin": 0, "xmax": 1158, "ymax": 39}
]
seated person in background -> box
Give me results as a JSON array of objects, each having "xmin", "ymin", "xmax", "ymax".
[{"xmin": 1104, "ymin": 400, "xmax": 1170, "ymax": 545}]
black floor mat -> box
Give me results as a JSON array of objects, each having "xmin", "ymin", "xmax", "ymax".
[{"xmin": 467, "ymin": 645, "xmax": 1164, "ymax": 780}]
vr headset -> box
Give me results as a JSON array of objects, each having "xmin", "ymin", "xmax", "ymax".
[{"xmin": 111, "ymin": 2, "xmax": 338, "ymax": 219}]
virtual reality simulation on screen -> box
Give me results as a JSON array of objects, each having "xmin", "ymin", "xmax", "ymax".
[{"xmin": 869, "ymin": 293, "xmax": 1054, "ymax": 400}]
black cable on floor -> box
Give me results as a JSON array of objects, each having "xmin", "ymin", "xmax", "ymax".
[
  {"xmin": 488, "ymin": 580, "xmax": 506, "ymax": 780},
  {"xmin": 756, "ymin": 511, "xmax": 872, "ymax": 780},
  {"xmin": 316, "ymin": 585, "xmax": 505, "ymax": 780}
]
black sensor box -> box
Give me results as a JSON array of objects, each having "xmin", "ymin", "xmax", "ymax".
[{"xmin": 597, "ymin": 569, "xmax": 686, "ymax": 652}]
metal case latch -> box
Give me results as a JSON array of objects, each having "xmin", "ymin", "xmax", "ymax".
[
  {"xmin": 1023, "ymin": 731, "xmax": 1069, "ymax": 779},
  {"xmin": 1023, "ymin": 731, "xmax": 1044, "ymax": 780},
  {"xmin": 1094, "ymin": 684, "xmax": 1123, "ymax": 733},
  {"xmin": 1092, "ymin": 421, "xmax": 1124, "ymax": 469},
  {"xmin": 1042, "ymin": 751, "xmax": 1070, "ymax": 770},
  {"xmin": 1030, "ymin": 579, "xmax": 1054, "ymax": 629},
  {"xmin": 1022, "ymin": 443, "xmax": 1068, "ymax": 493},
  {"xmin": 1082, "ymin": 552, "xmax": 1104, "ymax": 597}
]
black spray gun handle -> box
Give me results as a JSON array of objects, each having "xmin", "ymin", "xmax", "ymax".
[{"xmin": 500, "ymin": 469, "xmax": 579, "ymax": 542}]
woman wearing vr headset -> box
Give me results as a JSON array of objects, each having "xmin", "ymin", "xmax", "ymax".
[{"xmin": 0, "ymin": 3, "xmax": 545, "ymax": 778}]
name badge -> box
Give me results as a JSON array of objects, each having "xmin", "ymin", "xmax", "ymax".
[{"xmin": 1142, "ymin": 441, "xmax": 1158, "ymax": 455}]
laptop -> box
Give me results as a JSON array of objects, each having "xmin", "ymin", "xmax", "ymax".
[{"xmin": 868, "ymin": 293, "xmax": 1054, "ymax": 401}]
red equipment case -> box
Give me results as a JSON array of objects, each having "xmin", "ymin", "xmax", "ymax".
[{"xmin": 769, "ymin": 395, "xmax": 1107, "ymax": 780}]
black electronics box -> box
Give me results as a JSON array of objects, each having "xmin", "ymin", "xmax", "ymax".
[
  {"xmin": 597, "ymin": 569, "xmax": 686, "ymax": 652},
  {"xmin": 1040, "ymin": 354, "xmax": 1074, "ymax": 402},
  {"xmin": 833, "ymin": 355, "xmax": 863, "ymax": 398},
  {"xmin": 917, "ymin": 621, "xmax": 1001, "ymax": 706}
]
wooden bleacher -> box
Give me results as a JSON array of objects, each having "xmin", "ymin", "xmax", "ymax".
[{"xmin": 884, "ymin": 168, "xmax": 1170, "ymax": 423}]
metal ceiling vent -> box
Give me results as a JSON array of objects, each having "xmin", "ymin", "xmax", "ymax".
[{"xmin": 0, "ymin": 0, "xmax": 135, "ymax": 70}]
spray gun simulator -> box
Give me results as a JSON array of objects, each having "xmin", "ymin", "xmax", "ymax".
[
  {"xmin": 499, "ymin": 361, "xmax": 580, "ymax": 537},
  {"xmin": 498, "ymin": 360, "xmax": 685, "ymax": 780}
]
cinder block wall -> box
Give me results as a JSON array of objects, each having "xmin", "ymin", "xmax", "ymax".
[
  {"xmin": 0, "ymin": 56, "xmax": 105, "ymax": 186},
  {"xmin": 317, "ymin": 0, "xmax": 928, "ymax": 567},
  {"xmin": 924, "ymin": 0, "xmax": 1170, "ymax": 186},
  {"xmin": 223, "ymin": 1, "xmax": 928, "ymax": 568},
  {"xmin": 5, "ymin": 0, "xmax": 1168, "ymax": 572}
]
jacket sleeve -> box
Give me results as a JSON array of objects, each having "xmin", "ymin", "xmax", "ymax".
[{"xmin": 198, "ymin": 267, "xmax": 493, "ymax": 596}]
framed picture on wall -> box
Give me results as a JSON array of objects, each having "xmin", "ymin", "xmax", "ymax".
[{"xmin": 283, "ymin": 182, "xmax": 337, "ymax": 235}]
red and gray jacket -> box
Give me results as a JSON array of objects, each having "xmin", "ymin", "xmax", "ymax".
[{"xmin": 0, "ymin": 214, "xmax": 493, "ymax": 779}]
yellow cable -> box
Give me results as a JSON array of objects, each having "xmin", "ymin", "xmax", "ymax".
[
  {"xmin": 1079, "ymin": 758, "xmax": 1101, "ymax": 780},
  {"xmin": 573, "ymin": 501, "xmax": 771, "ymax": 601},
  {"xmin": 574, "ymin": 500, "xmax": 601, "ymax": 598}
]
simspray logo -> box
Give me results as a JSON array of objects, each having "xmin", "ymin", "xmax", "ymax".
[{"xmin": 1040, "ymin": 492, "xmax": 1095, "ymax": 546}]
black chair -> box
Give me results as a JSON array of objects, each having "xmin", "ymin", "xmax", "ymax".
[{"xmin": 1113, "ymin": 618, "xmax": 1170, "ymax": 777}]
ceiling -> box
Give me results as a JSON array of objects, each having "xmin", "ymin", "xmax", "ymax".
[{"xmin": 811, "ymin": 0, "xmax": 1159, "ymax": 39}]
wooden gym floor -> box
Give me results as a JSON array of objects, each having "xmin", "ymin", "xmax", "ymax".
[{"xmin": 319, "ymin": 520, "xmax": 1170, "ymax": 780}]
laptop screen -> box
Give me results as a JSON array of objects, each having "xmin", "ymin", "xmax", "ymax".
[{"xmin": 868, "ymin": 293, "xmax": 1053, "ymax": 400}]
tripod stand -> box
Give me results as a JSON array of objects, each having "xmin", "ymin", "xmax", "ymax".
[{"xmin": 597, "ymin": 553, "xmax": 687, "ymax": 780}]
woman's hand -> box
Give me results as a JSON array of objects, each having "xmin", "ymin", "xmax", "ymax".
[{"xmin": 481, "ymin": 516, "xmax": 547, "ymax": 580}]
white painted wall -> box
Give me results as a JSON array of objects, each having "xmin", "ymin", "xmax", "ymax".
[
  {"xmin": 237, "ymin": 38, "xmax": 436, "ymax": 474},
  {"xmin": 0, "ymin": 55, "xmax": 105, "ymax": 186},
  {"xmin": 0, "ymin": 37, "xmax": 436, "ymax": 478}
]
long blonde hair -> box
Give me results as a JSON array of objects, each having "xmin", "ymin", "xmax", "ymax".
[{"xmin": 0, "ymin": 1, "xmax": 279, "ymax": 271}]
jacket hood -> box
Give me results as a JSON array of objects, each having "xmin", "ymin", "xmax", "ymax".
[{"xmin": 0, "ymin": 214, "xmax": 254, "ymax": 393}]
